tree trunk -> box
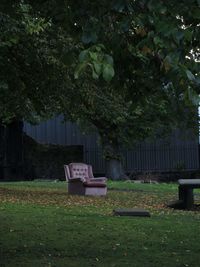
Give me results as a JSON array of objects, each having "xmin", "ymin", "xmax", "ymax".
[
  {"xmin": 101, "ymin": 136, "xmax": 127, "ymax": 180},
  {"xmin": 105, "ymin": 158, "xmax": 127, "ymax": 180}
]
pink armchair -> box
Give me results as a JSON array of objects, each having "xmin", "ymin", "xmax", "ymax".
[{"xmin": 64, "ymin": 163, "xmax": 107, "ymax": 196}]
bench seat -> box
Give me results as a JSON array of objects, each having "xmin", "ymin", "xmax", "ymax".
[{"xmin": 178, "ymin": 179, "xmax": 200, "ymax": 187}]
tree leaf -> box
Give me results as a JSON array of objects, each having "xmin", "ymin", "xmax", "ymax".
[
  {"xmin": 74, "ymin": 63, "xmax": 86, "ymax": 79},
  {"xmin": 102, "ymin": 64, "xmax": 115, "ymax": 82},
  {"xmin": 184, "ymin": 30, "xmax": 193, "ymax": 41},
  {"xmin": 185, "ymin": 87, "xmax": 200, "ymax": 106},
  {"xmin": 81, "ymin": 31, "xmax": 92, "ymax": 44},
  {"xmin": 153, "ymin": 36, "xmax": 164, "ymax": 47},
  {"xmin": 82, "ymin": 31, "xmax": 98, "ymax": 44},
  {"xmin": 186, "ymin": 70, "xmax": 195, "ymax": 81},
  {"xmin": 89, "ymin": 51, "xmax": 98, "ymax": 61},
  {"xmin": 174, "ymin": 31, "xmax": 184, "ymax": 43},
  {"xmin": 94, "ymin": 62, "xmax": 102, "ymax": 75},
  {"xmin": 104, "ymin": 55, "xmax": 114, "ymax": 65},
  {"xmin": 79, "ymin": 50, "xmax": 88, "ymax": 62},
  {"xmin": 195, "ymin": 77, "xmax": 200, "ymax": 86},
  {"xmin": 92, "ymin": 68, "xmax": 99, "ymax": 79}
]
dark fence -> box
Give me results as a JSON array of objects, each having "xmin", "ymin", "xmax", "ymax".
[
  {"xmin": 84, "ymin": 145, "xmax": 199, "ymax": 174},
  {"xmin": 24, "ymin": 116, "xmax": 200, "ymax": 174}
]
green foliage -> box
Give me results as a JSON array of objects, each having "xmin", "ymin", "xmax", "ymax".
[
  {"xmin": 75, "ymin": 44, "xmax": 115, "ymax": 81},
  {"xmin": 0, "ymin": 1, "xmax": 66, "ymax": 123}
]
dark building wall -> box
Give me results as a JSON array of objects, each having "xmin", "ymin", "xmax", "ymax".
[
  {"xmin": 0, "ymin": 120, "xmax": 24, "ymax": 180},
  {"xmin": 24, "ymin": 116, "xmax": 200, "ymax": 173},
  {"xmin": 23, "ymin": 134, "xmax": 83, "ymax": 180}
]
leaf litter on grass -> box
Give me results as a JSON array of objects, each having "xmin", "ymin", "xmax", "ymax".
[{"xmin": 1, "ymin": 185, "xmax": 200, "ymax": 218}]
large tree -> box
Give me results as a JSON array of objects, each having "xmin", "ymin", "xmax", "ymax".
[{"xmin": 57, "ymin": 0, "xmax": 200, "ymax": 179}]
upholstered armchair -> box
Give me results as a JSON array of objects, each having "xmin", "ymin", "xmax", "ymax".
[{"xmin": 64, "ymin": 163, "xmax": 107, "ymax": 196}]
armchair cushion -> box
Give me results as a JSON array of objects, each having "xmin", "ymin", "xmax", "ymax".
[
  {"xmin": 83, "ymin": 181, "xmax": 106, "ymax": 188},
  {"xmin": 89, "ymin": 177, "xmax": 107, "ymax": 182}
]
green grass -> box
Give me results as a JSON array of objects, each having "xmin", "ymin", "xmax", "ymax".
[{"xmin": 0, "ymin": 181, "xmax": 200, "ymax": 267}]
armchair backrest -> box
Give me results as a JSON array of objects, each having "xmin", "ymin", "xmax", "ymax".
[{"xmin": 64, "ymin": 163, "xmax": 94, "ymax": 181}]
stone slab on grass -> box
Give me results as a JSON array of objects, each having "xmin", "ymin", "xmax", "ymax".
[{"xmin": 113, "ymin": 208, "xmax": 151, "ymax": 217}]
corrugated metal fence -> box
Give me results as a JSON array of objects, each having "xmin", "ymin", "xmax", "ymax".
[{"xmin": 24, "ymin": 116, "xmax": 199, "ymax": 173}]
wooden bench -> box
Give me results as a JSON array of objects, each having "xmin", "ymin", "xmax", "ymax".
[{"xmin": 178, "ymin": 179, "xmax": 200, "ymax": 210}]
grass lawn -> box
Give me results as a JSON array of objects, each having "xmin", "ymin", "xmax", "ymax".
[{"xmin": 0, "ymin": 180, "xmax": 200, "ymax": 267}]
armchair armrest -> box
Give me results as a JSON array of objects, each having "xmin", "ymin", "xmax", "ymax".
[
  {"xmin": 89, "ymin": 177, "xmax": 107, "ymax": 182},
  {"xmin": 69, "ymin": 177, "xmax": 86, "ymax": 183}
]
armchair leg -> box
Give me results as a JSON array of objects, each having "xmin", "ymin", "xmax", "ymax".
[
  {"xmin": 68, "ymin": 183, "xmax": 85, "ymax": 195},
  {"xmin": 85, "ymin": 187, "xmax": 107, "ymax": 196}
]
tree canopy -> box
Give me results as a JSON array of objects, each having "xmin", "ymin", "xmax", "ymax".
[{"xmin": 1, "ymin": 0, "xmax": 200, "ymax": 179}]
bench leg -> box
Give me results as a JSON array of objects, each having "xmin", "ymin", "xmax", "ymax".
[
  {"xmin": 185, "ymin": 189, "xmax": 194, "ymax": 210},
  {"xmin": 179, "ymin": 186, "xmax": 194, "ymax": 210},
  {"xmin": 178, "ymin": 186, "xmax": 185, "ymax": 201}
]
